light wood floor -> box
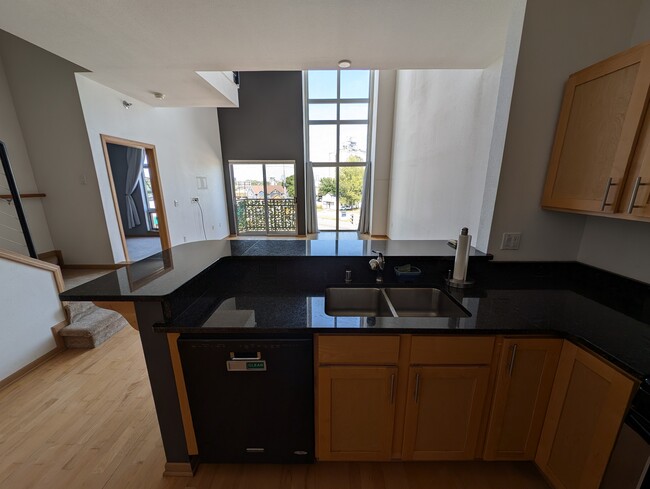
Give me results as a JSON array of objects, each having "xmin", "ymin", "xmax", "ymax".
[{"xmin": 0, "ymin": 327, "xmax": 550, "ymax": 489}]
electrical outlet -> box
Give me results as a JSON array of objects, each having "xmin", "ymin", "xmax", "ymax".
[
  {"xmin": 501, "ymin": 232, "xmax": 522, "ymax": 250},
  {"xmin": 191, "ymin": 197, "xmax": 199, "ymax": 203}
]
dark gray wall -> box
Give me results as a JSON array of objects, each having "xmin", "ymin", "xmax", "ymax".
[
  {"xmin": 107, "ymin": 143, "xmax": 151, "ymax": 237},
  {"xmin": 218, "ymin": 71, "xmax": 306, "ymax": 235}
]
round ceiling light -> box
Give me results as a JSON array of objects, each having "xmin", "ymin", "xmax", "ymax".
[{"xmin": 338, "ymin": 59, "xmax": 351, "ymax": 69}]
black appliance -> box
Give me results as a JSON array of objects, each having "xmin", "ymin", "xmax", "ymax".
[
  {"xmin": 601, "ymin": 378, "xmax": 650, "ymax": 488},
  {"xmin": 178, "ymin": 336, "xmax": 314, "ymax": 463}
]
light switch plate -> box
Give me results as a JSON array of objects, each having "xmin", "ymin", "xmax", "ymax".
[{"xmin": 501, "ymin": 232, "xmax": 521, "ymax": 250}]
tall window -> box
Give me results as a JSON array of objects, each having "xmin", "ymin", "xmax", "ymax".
[
  {"xmin": 140, "ymin": 155, "xmax": 158, "ymax": 231},
  {"xmin": 305, "ymin": 70, "xmax": 373, "ymax": 231}
]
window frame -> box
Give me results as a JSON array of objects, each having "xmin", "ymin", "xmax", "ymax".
[{"xmin": 304, "ymin": 70, "xmax": 375, "ymax": 231}]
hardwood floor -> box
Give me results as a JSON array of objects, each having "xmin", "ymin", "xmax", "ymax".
[{"xmin": 0, "ymin": 327, "xmax": 550, "ymax": 489}]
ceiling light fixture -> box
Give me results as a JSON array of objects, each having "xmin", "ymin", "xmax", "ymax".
[
  {"xmin": 153, "ymin": 92, "xmax": 166, "ymax": 100},
  {"xmin": 122, "ymin": 100, "xmax": 132, "ymax": 109},
  {"xmin": 338, "ymin": 59, "xmax": 351, "ymax": 69}
]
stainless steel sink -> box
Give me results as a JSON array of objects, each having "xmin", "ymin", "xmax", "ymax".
[
  {"xmin": 324, "ymin": 288, "xmax": 395, "ymax": 317},
  {"xmin": 384, "ymin": 288, "xmax": 469, "ymax": 317},
  {"xmin": 324, "ymin": 287, "xmax": 469, "ymax": 318}
]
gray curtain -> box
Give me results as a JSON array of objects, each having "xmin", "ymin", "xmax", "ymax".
[
  {"xmin": 305, "ymin": 161, "xmax": 318, "ymax": 233},
  {"xmin": 358, "ymin": 164, "xmax": 372, "ymax": 234},
  {"xmin": 125, "ymin": 147, "xmax": 144, "ymax": 229}
]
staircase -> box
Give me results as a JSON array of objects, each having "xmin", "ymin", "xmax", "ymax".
[{"xmin": 60, "ymin": 302, "xmax": 128, "ymax": 349}]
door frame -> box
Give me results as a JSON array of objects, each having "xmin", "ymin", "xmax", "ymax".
[
  {"xmin": 100, "ymin": 134, "xmax": 171, "ymax": 262},
  {"xmin": 229, "ymin": 160, "xmax": 298, "ymax": 236}
]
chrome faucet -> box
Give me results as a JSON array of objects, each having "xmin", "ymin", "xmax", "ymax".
[{"xmin": 369, "ymin": 250, "xmax": 385, "ymax": 283}]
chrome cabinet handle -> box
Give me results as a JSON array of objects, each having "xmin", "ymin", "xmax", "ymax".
[
  {"xmin": 508, "ymin": 344, "xmax": 518, "ymax": 377},
  {"xmin": 600, "ymin": 178, "xmax": 618, "ymax": 211},
  {"xmin": 390, "ymin": 374, "xmax": 395, "ymax": 404},
  {"xmin": 414, "ymin": 372, "xmax": 421, "ymax": 403},
  {"xmin": 627, "ymin": 177, "xmax": 649, "ymax": 213}
]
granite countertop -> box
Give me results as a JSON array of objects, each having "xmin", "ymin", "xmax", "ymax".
[
  {"xmin": 59, "ymin": 239, "xmax": 489, "ymax": 302},
  {"xmin": 157, "ymin": 286, "xmax": 650, "ymax": 381}
]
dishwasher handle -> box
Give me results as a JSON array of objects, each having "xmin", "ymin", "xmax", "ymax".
[{"xmin": 230, "ymin": 351, "xmax": 262, "ymax": 360}]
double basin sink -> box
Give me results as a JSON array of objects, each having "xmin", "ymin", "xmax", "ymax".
[{"xmin": 324, "ymin": 287, "xmax": 469, "ymax": 318}]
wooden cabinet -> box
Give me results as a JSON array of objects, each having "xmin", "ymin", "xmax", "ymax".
[
  {"xmin": 401, "ymin": 336, "xmax": 495, "ymax": 460},
  {"xmin": 316, "ymin": 335, "xmax": 400, "ymax": 461},
  {"xmin": 483, "ymin": 338, "xmax": 563, "ymax": 460},
  {"xmin": 542, "ymin": 41, "xmax": 650, "ymax": 220},
  {"xmin": 317, "ymin": 366, "xmax": 397, "ymax": 461},
  {"xmin": 535, "ymin": 341, "xmax": 636, "ymax": 489},
  {"xmin": 402, "ymin": 366, "xmax": 490, "ymax": 460}
]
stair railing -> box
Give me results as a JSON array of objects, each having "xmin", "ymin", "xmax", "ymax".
[{"xmin": 0, "ymin": 140, "xmax": 37, "ymax": 258}]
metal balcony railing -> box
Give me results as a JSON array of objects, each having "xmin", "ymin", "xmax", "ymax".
[{"xmin": 235, "ymin": 198, "xmax": 296, "ymax": 234}]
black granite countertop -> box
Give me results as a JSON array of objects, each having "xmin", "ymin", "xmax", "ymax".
[
  {"xmin": 59, "ymin": 239, "xmax": 489, "ymax": 302},
  {"xmin": 157, "ymin": 286, "xmax": 650, "ymax": 381}
]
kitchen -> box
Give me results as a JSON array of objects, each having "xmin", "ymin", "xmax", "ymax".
[{"xmin": 2, "ymin": 0, "xmax": 650, "ymax": 488}]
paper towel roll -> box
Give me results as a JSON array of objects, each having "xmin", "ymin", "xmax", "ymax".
[{"xmin": 453, "ymin": 228, "xmax": 471, "ymax": 282}]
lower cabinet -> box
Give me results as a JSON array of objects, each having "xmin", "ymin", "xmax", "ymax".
[
  {"xmin": 315, "ymin": 334, "xmax": 635, "ymax": 475},
  {"xmin": 402, "ymin": 366, "xmax": 490, "ymax": 460},
  {"xmin": 483, "ymin": 338, "xmax": 563, "ymax": 460},
  {"xmin": 535, "ymin": 341, "xmax": 636, "ymax": 489},
  {"xmin": 317, "ymin": 366, "xmax": 397, "ymax": 461}
]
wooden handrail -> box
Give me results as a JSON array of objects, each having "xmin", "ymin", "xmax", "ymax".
[
  {"xmin": 0, "ymin": 193, "xmax": 46, "ymax": 200},
  {"xmin": 0, "ymin": 248, "xmax": 65, "ymax": 293}
]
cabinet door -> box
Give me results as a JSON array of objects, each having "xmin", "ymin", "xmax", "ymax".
[
  {"xmin": 317, "ymin": 366, "xmax": 397, "ymax": 461},
  {"xmin": 402, "ymin": 366, "xmax": 490, "ymax": 460},
  {"xmin": 542, "ymin": 44, "xmax": 650, "ymax": 213},
  {"xmin": 620, "ymin": 94, "xmax": 650, "ymax": 218},
  {"xmin": 483, "ymin": 338, "xmax": 562, "ymax": 460},
  {"xmin": 535, "ymin": 342, "xmax": 636, "ymax": 489}
]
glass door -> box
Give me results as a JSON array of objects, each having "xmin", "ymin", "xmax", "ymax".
[{"xmin": 230, "ymin": 161, "xmax": 297, "ymax": 236}]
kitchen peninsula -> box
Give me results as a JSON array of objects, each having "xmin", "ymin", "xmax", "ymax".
[{"xmin": 60, "ymin": 239, "xmax": 650, "ymax": 488}]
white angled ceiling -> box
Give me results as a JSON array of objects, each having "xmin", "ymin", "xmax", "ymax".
[{"xmin": 0, "ymin": 0, "xmax": 519, "ymax": 107}]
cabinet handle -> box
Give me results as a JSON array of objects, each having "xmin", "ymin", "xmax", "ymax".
[
  {"xmin": 414, "ymin": 372, "xmax": 421, "ymax": 403},
  {"xmin": 508, "ymin": 344, "xmax": 518, "ymax": 377},
  {"xmin": 600, "ymin": 178, "xmax": 618, "ymax": 211},
  {"xmin": 627, "ymin": 177, "xmax": 649, "ymax": 214},
  {"xmin": 389, "ymin": 374, "xmax": 395, "ymax": 404}
]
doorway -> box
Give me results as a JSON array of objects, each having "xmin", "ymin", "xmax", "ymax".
[
  {"xmin": 101, "ymin": 135, "xmax": 171, "ymax": 262},
  {"xmin": 229, "ymin": 160, "xmax": 297, "ymax": 236}
]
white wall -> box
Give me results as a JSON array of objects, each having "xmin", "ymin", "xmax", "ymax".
[
  {"xmin": 487, "ymin": 0, "xmax": 643, "ymax": 263},
  {"xmin": 0, "ymin": 51, "xmax": 54, "ymax": 255},
  {"xmin": 0, "ymin": 31, "xmax": 114, "ymax": 264},
  {"xmin": 0, "ymin": 258, "xmax": 63, "ymax": 381},
  {"xmin": 369, "ymin": 70, "xmax": 396, "ymax": 236},
  {"xmin": 75, "ymin": 75, "xmax": 230, "ymax": 263},
  {"xmin": 386, "ymin": 66, "xmax": 501, "ymax": 241}
]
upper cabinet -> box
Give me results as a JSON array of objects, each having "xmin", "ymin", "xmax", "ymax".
[{"xmin": 542, "ymin": 42, "xmax": 650, "ymax": 220}]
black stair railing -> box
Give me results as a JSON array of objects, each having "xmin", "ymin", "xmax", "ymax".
[{"xmin": 0, "ymin": 140, "xmax": 37, "ymax": 258}]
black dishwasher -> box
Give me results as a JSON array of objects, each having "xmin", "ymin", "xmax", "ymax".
[{"xmin": 178, "ymin": 336, "xmax": 314, "ymax": 463}]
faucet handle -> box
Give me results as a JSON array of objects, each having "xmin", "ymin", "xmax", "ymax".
[{"xmin": 371, "ymin": 250, "xmax": 385, "ymax": 270}]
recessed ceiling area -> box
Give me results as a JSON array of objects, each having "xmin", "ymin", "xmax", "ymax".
[{"xmin": 0, "ymin": 0, "xmax": 520, "ymax": 107}]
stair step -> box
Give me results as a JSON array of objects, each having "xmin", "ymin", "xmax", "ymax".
[{"xmin": 61, "ymin": 302, "xmax": 127, "ymax": 348}]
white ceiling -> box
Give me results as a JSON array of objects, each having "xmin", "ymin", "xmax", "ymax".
[{"xmin": 0, "ymin": 0, "xmax": 519, "ymax": 107}]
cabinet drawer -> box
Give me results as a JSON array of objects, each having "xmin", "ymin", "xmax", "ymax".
[
  {"xmin": 410, "ymin": 336, "xmax": 494, "ymax": 365},
  {"xmin": 318, "ymin": 335, "xmax": 400, "ymax": 365}
]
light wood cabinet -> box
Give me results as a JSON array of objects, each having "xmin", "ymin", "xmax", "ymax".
[
  {"xmin": 402, "ymin": 366, "xmax": 490, "ymax": 460},
  {"xmin": 542, "ymin": 41, "xmax": 650, "ymax": 220},
  {"xmin": 535, "ymin": 341, "xmax": 636, "ymax": 489},
  {"xmin": 401, "ymin": 336, "xmax": 495, "ymax": 461},
  {"xmin": 317, "ymin": 366, "xmax": 397, "ymax": 461},
  {"xmin": 483, "ymin": 338, "xmax": 563, "ymax": 460}
]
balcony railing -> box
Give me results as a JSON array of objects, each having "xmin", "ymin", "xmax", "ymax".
[{"xmin": 235, "ymin": 198, "xmax": 296, "ymax": 234}]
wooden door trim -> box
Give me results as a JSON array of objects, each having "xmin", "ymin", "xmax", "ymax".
[{"xmin": 100, "ymin": 135, "xmax": 171, "ymax": 263}]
